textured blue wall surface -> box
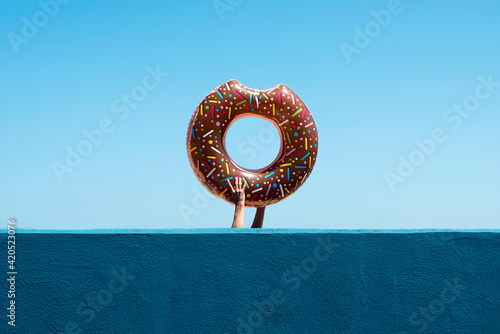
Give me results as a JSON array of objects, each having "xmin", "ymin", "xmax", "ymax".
[{"xmin": 2, "ymin": 230, "xmax": 499, "ymax": 334}]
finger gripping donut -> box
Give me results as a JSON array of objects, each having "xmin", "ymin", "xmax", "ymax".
[{"xmin": 186, "ymin": 80, "xmax": 318, "ymax": 207}]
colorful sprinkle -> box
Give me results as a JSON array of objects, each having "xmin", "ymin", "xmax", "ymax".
[
  {"xmin": 207, "ymin": 168, "xmax": 216, "ymax": 178},
  {"xmin": 242, "ymin": 176, "xmax": 250, "ymax": 188},
  {"xmin": 279, "ymin": 119, "xmax": 289, "ymax": 126},
  {"xmin": 203, "ymin": 129, "xmax": 214, "ymax": 137},
  {"xmin": 266, "ymin": 184, "xmax": 272, "ymax": 196},
  {"xmin": 292, "ymin": 108, "xmax": 303, "ymax": 117}
]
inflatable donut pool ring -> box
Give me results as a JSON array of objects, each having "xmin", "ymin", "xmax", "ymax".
[{"xmin": 186, "ymin": 79, "xmax": 318, "ymax": 207}]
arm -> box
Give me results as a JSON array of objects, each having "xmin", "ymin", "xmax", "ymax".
[
  {"xmin": 251, "ymin": 207, "xmax": 265, "ymax": 228},
  {"xmin": 229, "ymin": 177, "xmax": 245, "ymax": 228},
  {"xmin": 232, "ymin": 201, "xmax": 245, "ymax": 228}
]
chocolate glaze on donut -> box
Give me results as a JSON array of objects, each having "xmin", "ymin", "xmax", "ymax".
[{"xmin": 187, "ymin": 79, "xmax": 318, "ymax": 207}]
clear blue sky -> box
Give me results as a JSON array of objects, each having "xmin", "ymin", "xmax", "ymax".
[{"xmin": 1, "ymin": 0, "xmax": 499, "ymax": 229}]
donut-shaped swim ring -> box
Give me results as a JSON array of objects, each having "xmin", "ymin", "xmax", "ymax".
[{"xmin": 186, "ymin": 79, "xmax": 318, "ymax": 207}]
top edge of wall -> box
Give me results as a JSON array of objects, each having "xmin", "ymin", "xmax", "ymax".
[{"xmin": 9, "ymin": 228, "xmax": 500, "ymax": 234}]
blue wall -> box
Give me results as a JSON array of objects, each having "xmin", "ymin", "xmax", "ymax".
[{"xmin": 3, "ymin": 230, "xmax": 499, "ymax": 333}]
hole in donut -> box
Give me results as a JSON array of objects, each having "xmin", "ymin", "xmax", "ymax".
[{"xmin": 223, "ymin": 116, "xmax": 282, "ymax": 172}]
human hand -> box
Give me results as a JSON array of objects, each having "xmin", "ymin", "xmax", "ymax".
[{"xmin": 228, "ymin": 176, "xmax": 245, "ymax": 205}]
